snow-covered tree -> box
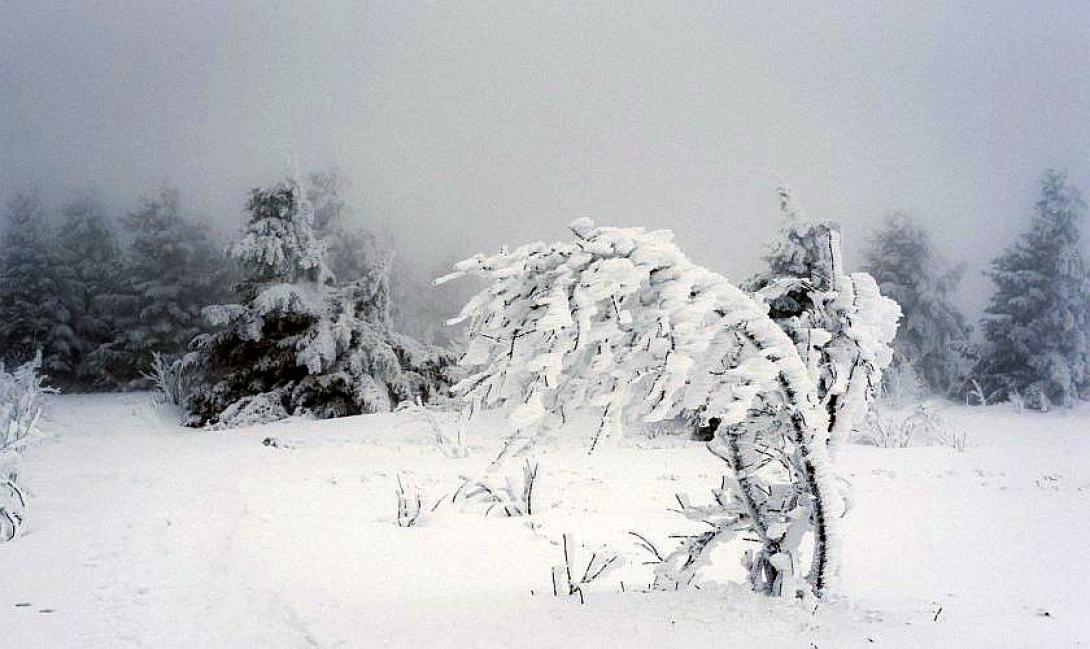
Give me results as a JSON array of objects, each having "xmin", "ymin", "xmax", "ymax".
[
  {"xmin": 306, "ymin": 172, "xmax": 393, "ymax": 325},
  {"xmin": 55, "ymin": 195, "xmax": 132, "ymax": 389},
  {"xmin": 975, "ymin": 170, "xmax": 1090, "ymax": 409},
  {"xmin": 441, "ymin": 205, "xmax": 898, "ymax": 597},
  {"xmin": 861, "ymin": 212, "xmax": 971, "ymax": 397},
  {"xmin": 181, "ymin": 175, "xmax": 452, "ymax": 427},
  {"xmin": 744, "ymin": 188, "xmax": 900, "ymax": 451},
  {"xmin": 0, "ymin": 192, "xmax": 77, "ymax": 381},
  {"xmin": 118, "ymin": 190, "xmax": 229, "ymax": 381}
]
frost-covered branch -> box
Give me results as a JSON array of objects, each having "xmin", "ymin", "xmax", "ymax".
[{"xmin": 440, "ymin": 214, "xmax": 899, "ymax": 597}]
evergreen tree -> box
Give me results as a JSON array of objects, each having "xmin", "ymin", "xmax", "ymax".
[
  {"xmin": 862, "ymin": 212, "xmax": 971, "ymax": 397},
  {"xmin": 127, "ymin": 190, "xmax": 228, "ymax": 361},
  {"xmin": 55, "ymin": 195, "xmax": 130, "ymax": 389},
  {"xmin": 976, "ymin": 170, "xmax": 1090, "ymax": 409},
  {"xmin": 0, "ymin": 192, "xmax": 77, "ymax": 381},
  {"xmin": 181, "ymin": 175, "xmax": 451, "ymax": 428}
]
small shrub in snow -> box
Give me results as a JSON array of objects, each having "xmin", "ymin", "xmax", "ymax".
[
  {"xmin": 933, "ymin": 419, "xmax": 968, "ymax": 452},
  {"xmin": 860, "ymin": 406, "xmax": 917, "ymax": 448},
  {"xmin": 551, "ymin": 533, "xmax": 623, "ymax": 604},
  {"xmin": 395, "ymin": 474, "xmax": 425, "ymax": 527},
  {"xmin": 143, "ymin": 351, "xmax": 200, "ymax": 408},
  {"xmin": 0, "ymin": 472, "xmax": 25, "ymax": 542},
  {"xmin": 964, "ymin": 378, "xmax": 988, "ymax": 407},
  {"xmin": 0, "ymin": 353, "xmax": 50, "ymax": 543},
  {"xmin": 396, "ymin": 399, "xmax": 469, "ymax": 458},
  {"xmin": 454, "ymin": 459, "xmax": 539, "ymax": 517},
  {"xmin": 1, "ymin": 352, "xmax": 53, "ymax": 451},
  {"xmin": 859, "ymin": 403, "xmax": 966, "ymax": 452}
]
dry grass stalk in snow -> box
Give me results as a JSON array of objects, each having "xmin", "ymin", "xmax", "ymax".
[
  {"xmin": 454, "ymin": 459, "xmax": 538, "ymax": 517},
  {"xmin": 551, "ymin": 533, "xmax": 623, "ymax": 604},
  {"xmin": 396, "ymin": 398, "xmax": 470, "ymax": 458},
  {"xmin": 395, "ymin": 474, "xmax": 425, "ymax": 527}
]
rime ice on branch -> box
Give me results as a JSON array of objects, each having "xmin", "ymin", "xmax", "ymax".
[{"xmin": 441, "ymin": 200, "xmax": 898, "ymax": 597}]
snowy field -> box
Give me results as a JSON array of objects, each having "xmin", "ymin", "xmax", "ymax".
[{"xmin": 2, "ymin": 393, "xmax": 1088, "ymax": 648}]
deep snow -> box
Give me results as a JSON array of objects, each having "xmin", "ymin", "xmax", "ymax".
[{"xmin": 2, "ymin": 393, "xmax": 1087, "ymax": 647}]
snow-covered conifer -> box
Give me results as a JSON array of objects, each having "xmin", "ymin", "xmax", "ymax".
[
  {"xmin": 0, "ymin": 192, "xmax": 77, "ymax": 381},
  {"xmin": 861, "ymin": 212, "xmax": 971, "ymax": 397},
  {"xmin": 126, "ymin": 190, "xmax": 228, "ymax": 368},
  {"xmin": 181, "ymin": 175, "xmax": 452, "ymax": 427},
  {"xmin": 975, "ymin": 170, "xmax": 1090, "ymax": 409},
  {"xmin": 55, "ymin": 195, "xmax": 133, "ymax": 389}
]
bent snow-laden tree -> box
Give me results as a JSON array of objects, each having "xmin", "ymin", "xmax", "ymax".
[{"xmin": 440, "ymin": 205, "xmax": 897, "ymax": 598}]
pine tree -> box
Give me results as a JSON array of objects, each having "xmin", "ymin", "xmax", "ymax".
[
  {"xmin": 55, "ymin": 195, "xmax": 130, "ymax": 389},
  {"xmin": 862, "ymin": 212, "xmax": 971, "ymax": 398},
  {"xmin": 126, "ymin": 190, "xmax": 228, "ymax": 363},
  {"xmin": 0, "ymin": 192, "xmax": 78, "ymax": 382},
  {"xmin": 181, "ymin": 175, "xmax": 451, "ymax": 428},
  {"xmin": 976, "ymin": 170, "xmax": 1090, "ymax": 409}
]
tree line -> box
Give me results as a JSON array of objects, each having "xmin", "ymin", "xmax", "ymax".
[
  {"xmin": 1, "ymin": 168, "xmax": 1088, "ymax": 412},
  {"xmin": 863, "ymin": 169, "xmax": 1090, "ymax": 410}
]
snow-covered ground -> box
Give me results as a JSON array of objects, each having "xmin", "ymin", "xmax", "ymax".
[{"xmin": 2, "ymin": 393, "xmax": 1087, "ymax": 648}]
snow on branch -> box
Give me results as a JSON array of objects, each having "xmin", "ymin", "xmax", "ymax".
[{"xmin": 442, "ymin": 213, "xmax": 899, "ymax": 598}]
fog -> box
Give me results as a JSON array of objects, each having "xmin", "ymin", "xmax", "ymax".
[{"xmin": 3, "ymin": 1, "xmax": 1088, "ymax": 315}]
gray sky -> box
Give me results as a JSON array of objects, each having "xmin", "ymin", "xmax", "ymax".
[{"xmin": 3, "ymin": 1, "xmax": 1088, "ymax": 315}]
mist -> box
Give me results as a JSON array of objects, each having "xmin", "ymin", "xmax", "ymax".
[{"xmin": 3, "ymin": 1, "xmax": 1089, "ymax": 315}]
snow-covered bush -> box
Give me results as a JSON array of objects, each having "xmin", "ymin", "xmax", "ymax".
[
  {"xmin": 454, "ymin": 459, "xmax": 538, "ymax": 517},
  {"xmin": 0, "ymin": 473, "xmax": 25, "ymax": 543},
  {"xmin": 144, "ymin": 351, "xmax": 193, "ymax": 407},
  {"xmin": 1, "ymin": 352, "xmax": 52, "ymax": 451},
  {"xmin": 180, "ymin": 175, "xmax": 454, "ymax": 427},
  {"xmin": 441, "ymin": 202, "xmax": 898, "ymax": 598},
  {"xmin": 396, "ymin": 399, "xmax": 469, "ymax": 458},
  {"xmin": 395, "ymin": 474, "xmax": 426, "ymax": 527},
  {"xmin": 879, "ymin": 360, "xmax": 926, "ymax": 409},
  {"xmin": 858, "ymin": 403, "xmax": 965, "ymax": 451},
  {"xmin": 0, "ymin": 352, "xmax": 52, "ymax": 543}
]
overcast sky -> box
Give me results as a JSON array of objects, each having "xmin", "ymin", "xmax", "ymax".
[{"xmin": 3, "ymin": 1, "xmax": 1088, "ymax": 315}]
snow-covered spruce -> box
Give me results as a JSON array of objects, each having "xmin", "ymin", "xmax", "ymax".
[
  {"xmin": 861, "ymin": 212, "xmax": 971, "ymax": 399},
  {"xmin": 0, "ymin": 192, "xmax": 79, "ymax": 380},
  {"xmin": 179, "ymin": 175, "xmax": 453, "ymax": 428},
  {"xmin": 975, "ymin": 170, "xmax": 1090, "ymax": 410},
  {"xmin": 440, "ymin": 211, "xmax": 897, "ymax": 597}
]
